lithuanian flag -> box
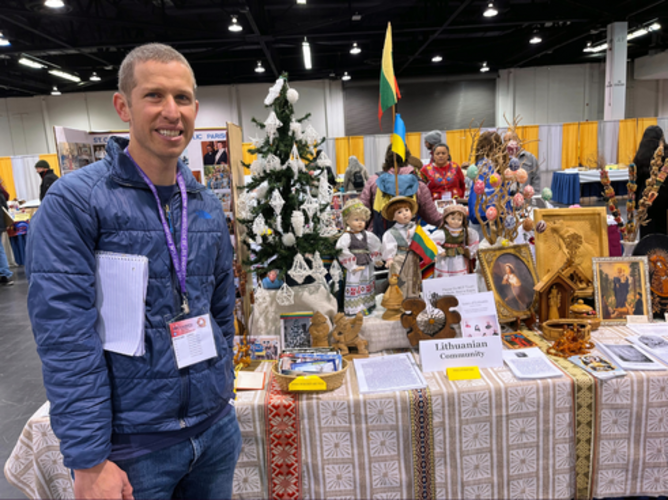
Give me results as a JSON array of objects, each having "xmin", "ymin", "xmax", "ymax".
[
  {"xmin": 391, "ymin": 113, "xmax": 407, "ymax": 160},
  {"xmin": 409, "ymin": 224, "xmax": 438, "ymax": 266},
  {"xmin": 378, "ymin": 23, "xmax": 401, "ymax": 125}
]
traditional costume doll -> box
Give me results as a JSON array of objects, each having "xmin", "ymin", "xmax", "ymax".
[
  {"xmin": 380, "ymin": 196, "xmax": 421, "ymax": 298},
  {"xmin": 431, "ymin": 204, "xmax": 479, "ymax": 278},
  {"xmin": 336, "ymin": 199, "xmax": 382, "ymax": 316}
]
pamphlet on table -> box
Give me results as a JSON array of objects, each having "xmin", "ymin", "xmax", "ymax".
[
  {"xmin": 597, "ymin": 343, "xmax": 666, "ymax": 371},
  {"xmin": 503, "ymin": 348, "xmax": 563, "ymax": 379},
  {"xmin": 354, "ymin": 353, "xmax": 427, "ymax": 394},
  {"xmin": 456, "ymin": 291, "xmax": 501, "ymax": 337},
  {"xmin": 568, "ymin": 354, "xmax": 627, "ymax": 380},
  {"xmin": 625, "ymin": 335, "xmax": 668, "ymax": 365}
]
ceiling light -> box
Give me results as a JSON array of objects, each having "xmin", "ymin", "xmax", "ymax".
[
  {"xmin": 341, "ymin": 72, "xmax": 351, "ymax": 81},
  {"xmin": 0, "ymin": 32, "xmax": 10, "ymax": 47},
  {"xmin": 352, "ymin": 12, "xmax": 362, "ymax": 21},
  {"xmin": 45, "ymin": 0, "xmax": 65, "ymax": 8},
  {"xmin": 51, "ymin": 86, "xmax": 61, "ymax": 96},
  {"xmin": 583, "ymin": 42, "xmax": 607, "ymax": 53},
  {"xmin": 483, "ymin": 2, "xmax": 498, "ymax": 18},
  {"xmin": 228, "ymin": 16, "xmax": 242, "ymax": 32},
  {"xmin": 432, "ymin": 55, "xmax": 443, "ymax": 62},
  {"xmin": 302, "ymin": 38, "xmax": 312, "ymax": 70},
  {"xmin": 19, "ymin": 57, "xmax": 46, "ymax": 69},
  {"xmin": 49, "ymin": 69, "xmax": 81, "ymax": 82},
  {"xmin": 89, "ymin": 72, "xmax": 101, "ymax": 81},
  {"xmin": 297, "ymin": 0, "xmax": 306, "ymax": 4},
  {"xmin": 350, "ymin": 42, "xmax": 361, "ymax": 55},
  {"xmin": 530, "ymin": 33, "xmax": 542, "ymax": 44},
  {"xmin": 480, "ymin": 62, "xmax": 490, "ymax": 72},
  {"xmin": 585, "ymin": 22, "xmax": 661, "ymax": 52},
  {"xmin": 255, "ymin": 61, "xmax": 265, "ymax": 73}
]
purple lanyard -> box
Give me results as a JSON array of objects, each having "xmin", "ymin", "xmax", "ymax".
[{"xmin": 125, "ymin": 149, "xmax": 190, "ymax": 314}]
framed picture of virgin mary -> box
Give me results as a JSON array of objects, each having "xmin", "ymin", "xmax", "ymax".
[{"xmin": 479, "ymin": 244, "xmax": 539, "ymax": 322}]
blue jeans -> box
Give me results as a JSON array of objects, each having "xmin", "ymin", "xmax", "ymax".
[
  {"xmin": 0, "ymin": 234, "xmax": 12, "ymax": 278},
  {"xmin": 114, "ymin": 408, "xmax": 242, "ymax": 500}
]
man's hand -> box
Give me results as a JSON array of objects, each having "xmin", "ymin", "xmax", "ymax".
[{"xmin": 74, "ymin": 460, "xmax": 134, "ymax": 500}]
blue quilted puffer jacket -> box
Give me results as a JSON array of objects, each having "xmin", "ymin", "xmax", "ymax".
[{"xmin": 26, "ymin": 137, "xmax": 235, "ymax": 470}]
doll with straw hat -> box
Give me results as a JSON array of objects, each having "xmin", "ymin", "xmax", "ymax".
[
  {"xmin": 431, "ymin": 203, "xmax": 479, "ymax": 278},
  {"xmin": 336, "ymin": 199, "xmax": 383, "ymax": 316},
  {"xmin": 380, "ymin": 195, "xmax": 419, "ymax": 298}
]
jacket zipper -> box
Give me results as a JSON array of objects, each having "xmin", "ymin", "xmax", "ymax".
[{"xmin": 166, "ymin": 199, "xmax": 190, "ymax": 430}]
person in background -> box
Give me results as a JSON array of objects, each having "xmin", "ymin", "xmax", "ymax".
[
  {"xmin": 424, "ymin": 130, "xmax": 443, "ymax": 162},
  {"xmin": 214, "ymin": 141, "xmax": 228, "ymax": 165},
  {"xmin": 343, "ymin": 155, "xmax": 369, "ymax": 193},
  {"xmin": 26, "ymin": 43, "xmax": 240, "ymax": 500},
  {"xmin": 360, "ymin": 145, "xmax": 441, "ymax": 238},
  {"xmin": 634, "ymin": 125, "xmax": 667, "ymax": 237},
  {"xmin": 203, "ymin": 143, "xmax": 216, "ymax": 165},
  {"xmin": 0, "ymin": 182, "xmax": 13, "ymax": 285},
  {"xmin": 34, "ymin": 160, "xmax": 59, "ymax": 201},
  {"xmin": 503, "ymin": 131, "xmax": 540, "ymax": 191},
  {"xmin": 420, "ymin": 143, "xmax": 466, "ymax": 200}
]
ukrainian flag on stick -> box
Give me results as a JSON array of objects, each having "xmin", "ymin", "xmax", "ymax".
[
  {"xmin": 391, "ymin": 113, "xmax": 407, "ymax": 161},
  {"xmin": 378, "ymin": 23, "xmax": 402, "ymax": 126}
]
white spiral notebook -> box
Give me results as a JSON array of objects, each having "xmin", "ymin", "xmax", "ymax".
[{"xmin": 94, "ymin": 252, "xmax": 149, "ymax": 356}]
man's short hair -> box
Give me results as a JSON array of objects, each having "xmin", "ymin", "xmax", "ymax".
[{"xmin": 118, "ymin": 43, "xmax": 197, "ymax": 102}]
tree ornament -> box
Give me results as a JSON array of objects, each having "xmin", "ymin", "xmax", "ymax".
[
  {"xmin": 282, "ymin": 232, "xmax": 296, "ymax": 246},
  {"xmin": 535, "ymin": 220, "xmax": 547, "ymax": 233},
  {"xmin": 264, "ymin": 78, "xmax": 285, "ymax": 106},
  {"xmin": 320, "ymin": 209, "xmax": 339, "ymax": 237},
  {"xmin": 269, "ymin": 190, "xmax": 285, "ymax": 214},
  {"xmin": 466, "ymin": 165, "xmax": 479, "ymax": 180},
  {"xmin": 515, "ymin": 168, "xmax": 528, "ymax": 184},
  {"xmin": 255, "ymin": 183, "xmax": 268, "ymax": 201},
  {"xmin": 508, "ymin": 157, "xmax": 520, "ymax": 171},
  {"xmin": 249, "ymin": 135, "xmax": 262, "ymax": 148},
  {"xmin": 318, "ymin": 173, "xmax": 333, "ymax": 204},
  {"xmin": 288, "ymin": 253, "xmax": 312, "ymax": 284},
  {"xmin": 489, "ymin": 174, "xmax": 501, "ymax": 188},
  {"xmin": 303, "ymin": 124, "xmax": 320, "ymax": 150},
  {"xmin": 513, "ymin": 193, "xmax": 525, "ymax": 208},
  {"xmin": 329, "ymin": 259, "xmax": 342, "ymax": 292},
  {"xmin": 276, "ymin": 282, "xmax": 295, "ymax": 306},
  {"xmin": 250, "ymin": 158, "xmax": 265, "ymax": 177},
  {"xmin": 504, "ymin": 215, "xmax": 516, "ymax": 229},
  {"xmin": 253, "ymin": 287, "xmax": 271, "ymax": 332},
  {"xmin": 504, "ymin": 168, "xmax": 516, "ymax": 180},
  {"xmin": 523, "ymin": 185, "xmax": 535, "ymax": 199},
  {"xmin": 474, "ymin": 180, "xmax": 486, "ymax": 195},
  {"xmin": 302, "ymin": 193, "xmax": 319, "ymax": 221},
  {"xmin": 290, "ymin": 120, "xmax": 303, "ymax": 140},
  {"xmin": 236, "ymin": 192, "xmax": 252, "ymax": 220},
  {"xmin": 486, "ymin": 206, "xmax": 498, "ymax": 221},
  {"xmin": 316, "ymin": 152, "xmax": 332, "ymax": 168},
  {"xmin": 275, "ymin": 214, "xmax": 284, "ymax": 234},
  {"xmin": 291, "ymin": 210, "xmax": 305, "ymax": 237},
  {"xmin": 252, "ymin": 214, "xmax": 267, "ymax": 244},
  {"xmin": 265, "ymin": 154, "xmax": 281, "ymax": 172},
  {"xmin": 541, "ymin": 187, "xmax": 553, "ymax": 201},
  {"xmin": 264, "ymin": 112, "xmax": 283, "ymax": 143},
  {"xmin": 309, "ymin": 251, "xmax": 328, "ymax": 281},
  {"xmin": 287, "ymin": 88, "xmax": 299, "ymax": 104},
  {"xmin": 288, "ymin": 144, "xmax": 305, "ymax": 176},
  {"xmin": 523, "ymin": 218, "xmax": 535, "ymax": 232}
]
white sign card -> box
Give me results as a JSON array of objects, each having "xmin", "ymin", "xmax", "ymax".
[
  {"xmin": 422, "ymin": 275, "xmax": 478, "ymax": 308},
  {"xmin": 419, "ymin": 336, "xmax": 503, "ymax": 373},
  {"xmin": 456, "ymin": 291, "xmax": 501, "ymax": 337}
]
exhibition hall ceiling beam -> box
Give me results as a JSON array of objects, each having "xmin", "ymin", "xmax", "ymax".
[
  {"xmin": 398, "ymin": 0, "xmax": 474, "ymax": 73},
  {"xmin": 243, "ymin": 0, "xmax": 280, "ymax": 78}
]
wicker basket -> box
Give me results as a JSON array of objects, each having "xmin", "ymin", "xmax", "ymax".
[
  {"xmin": 541, "ymin": 319, "xmax": 591, "ymax": 342},
  {"xmin": 272, "ymin": 358, "xmax": 349, "ymax": 392}
]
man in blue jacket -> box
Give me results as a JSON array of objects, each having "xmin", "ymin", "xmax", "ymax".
[{"xmin": 26, "ymin": 43, "xmax": 240, "ymax": 499}]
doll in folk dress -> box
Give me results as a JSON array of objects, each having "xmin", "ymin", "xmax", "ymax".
[
  {"xmin": 336, "ymin": 199, "xmax": 382, "ymax": 316},
  {"xmin": 431, "ymin": 204, "xmax": 479, "ymax": 278}
]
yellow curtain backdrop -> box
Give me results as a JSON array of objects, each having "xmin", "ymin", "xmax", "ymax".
[
  {"xmin": 515, "ymin": 125, "xmax": 539, "ymax": 160},
  {"xmin": 335, "ymin": 137, "xmax": 350, "ymax": 175},
  {"xmin": 636, "ymin": 117, "xmax": 658, "ymax": 155},
  {"xmin": 618, "ymin": 119, "xmax": 638, "ymax": 165},
  {"xmin": 39, "ymin": 154, "xmax": 60, "ymax": 177},
  {"xmin": 561, "ymin": 123, "xmax": 580, "ymax": 169},
  {"xmin": 0, "ymin": 157, "xmax": 16, "ymax": 200},
  {"xmin": 241, "ymin": 142, "xmax": 256, "ymax": 174},
  {"xmin": 578, "ymin": 121, "xmax": 598, "ymax": 168},
  {"xmin": 405, "ymin": 132, "xmax": 421, "ymax": 160},
  {"xmin": 446, "ymin": 129, "xmax": 477, "ymax": 166}
]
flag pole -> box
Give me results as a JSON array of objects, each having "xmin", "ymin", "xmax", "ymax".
[{"xmin": 392, "ymin": 104, "xmax": 399, "ymax": 196}]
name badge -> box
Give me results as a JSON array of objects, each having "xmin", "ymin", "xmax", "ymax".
[{"xmin": 169, "ymin": 314, "xmax": 218, "ymax": 369}]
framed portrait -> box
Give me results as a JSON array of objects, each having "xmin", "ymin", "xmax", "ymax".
[
  {"xmin": 479, "ymin": 243, "xmax": 539, "ymax": 322},
  {"xmin": 280, "ymin": 312, "xmax": 314, "ymax": 350},
  {"xmin": 534, "ymin": 207, "xmax": 609, "ymax": 285},
  {"xmin": 592, "ymin": 256, "xmax": 651, "ymax": 325}
]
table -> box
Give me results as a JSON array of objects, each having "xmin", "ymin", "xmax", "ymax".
[
  {"xmin": 551, "ymin": 170, "xmax": 629, "ymax": 205},
  {"xmin": 5, "ymin": 326, "xmax": 668, "ymax": 500}
]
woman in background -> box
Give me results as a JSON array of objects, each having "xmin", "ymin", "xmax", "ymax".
[
  {"xmin": 634, "ymin": 125, "xmax": 667, "ymax": 237},
  {"xmin": 420, "ymin": 143, "xmax": 465, "ymax": 200}
]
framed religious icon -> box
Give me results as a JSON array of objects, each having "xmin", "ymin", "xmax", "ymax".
[
  {"xmin": 478, "ymin": 244, "xmax": 540, "ymax": 322},
  {"xmin": 633, "ymin": 234, "xmax": 668, "ymax": 319},
  {"xmin": 280, "ymin": 312, "xmax": 314, "ymax": 350},
  {"xmin": 534, "ymin": 207, "xmax": 609, "ymax": 288},
  {"xmin": 592, "ymin": 256, "xmax": 652, "ymax": 325}
]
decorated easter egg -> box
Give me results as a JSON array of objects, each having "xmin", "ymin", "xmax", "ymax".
[
  {"xmin": 522, "ymin": 218, "xmax": 534, "ymax": 232},
  {"xmin": 504, "ymin": 168, "xmax": 516, "ymax": 180},
  {"xmin": 486, "ymin": 206, "xmax": 498, "ymax": 221},
  {"xmin": 489, "ymin": 174, "xmax": 501, "ymax": 188},
  {"xmin": 523, "ymin": 185, "xmax": 535, "ymax": 198},
  {"xmin": 501, "ymin": 239, "xmax": 511, "ymax": 247},
  {"xmin": 504, "ymin": 215, "xmax": 516, "ymax": 229},
  {"xmin": 541, "ymin": 187, "xmax": 553, "ymax": 201},
  {"xmin": 535, "ymin": 220, "xmax": 547, "ymax": 233},
  {"xmin": 508, "ymin": 157, "xmax": 520, "ymax": 171},
  {"xmin": 513, "ymin": 193, "xmax": 525, "ymax": 207},
  {"xmin": 474, "ymin": 180, "xmax": 485, "ymax": 195},
  {"xmin": 466, "ymin": 165, "xmax": 479, "ymax": 180},
  {"xmin": 515, "ymin": 168, "xmax": 528, "ymax": 184}
]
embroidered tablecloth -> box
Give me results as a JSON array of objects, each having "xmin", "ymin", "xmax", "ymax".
[{"xmin": 5, "ymin": 327, "xmax": 668, "ymax": 499}]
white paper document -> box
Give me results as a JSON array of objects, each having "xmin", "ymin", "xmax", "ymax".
[
  {"xmin": 422, "ymin": 275, "xmax": 478, "ymax": 306},
  {"xmin": 626, "ymin": 335, "xmax": 668, "ymax": 365},
  {"xmin": 94, "ymin": 252, "xmax": 149, "ymax": 356},
  {"xmin": 354, "ymin": 353, "xmax": 427, "ymax": 394},
  {"xmin": 457, "ymin": 291, "xmax": 501, "ymax": 337},
  {"xmin": 627, "ymin": 323, "xmax": 668, "ymax": 336},
  {"xmin": 597, "ymin": 343, "xmax": 666, "ymax": 371},
  {"xmin": 503, "ymin": 348, "xmax": 564, "ymax": 379}
]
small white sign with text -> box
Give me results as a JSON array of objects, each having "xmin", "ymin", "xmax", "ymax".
[{"xmin": 419, "ymin": 336, "xmax": 504, "ymax": 373}]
